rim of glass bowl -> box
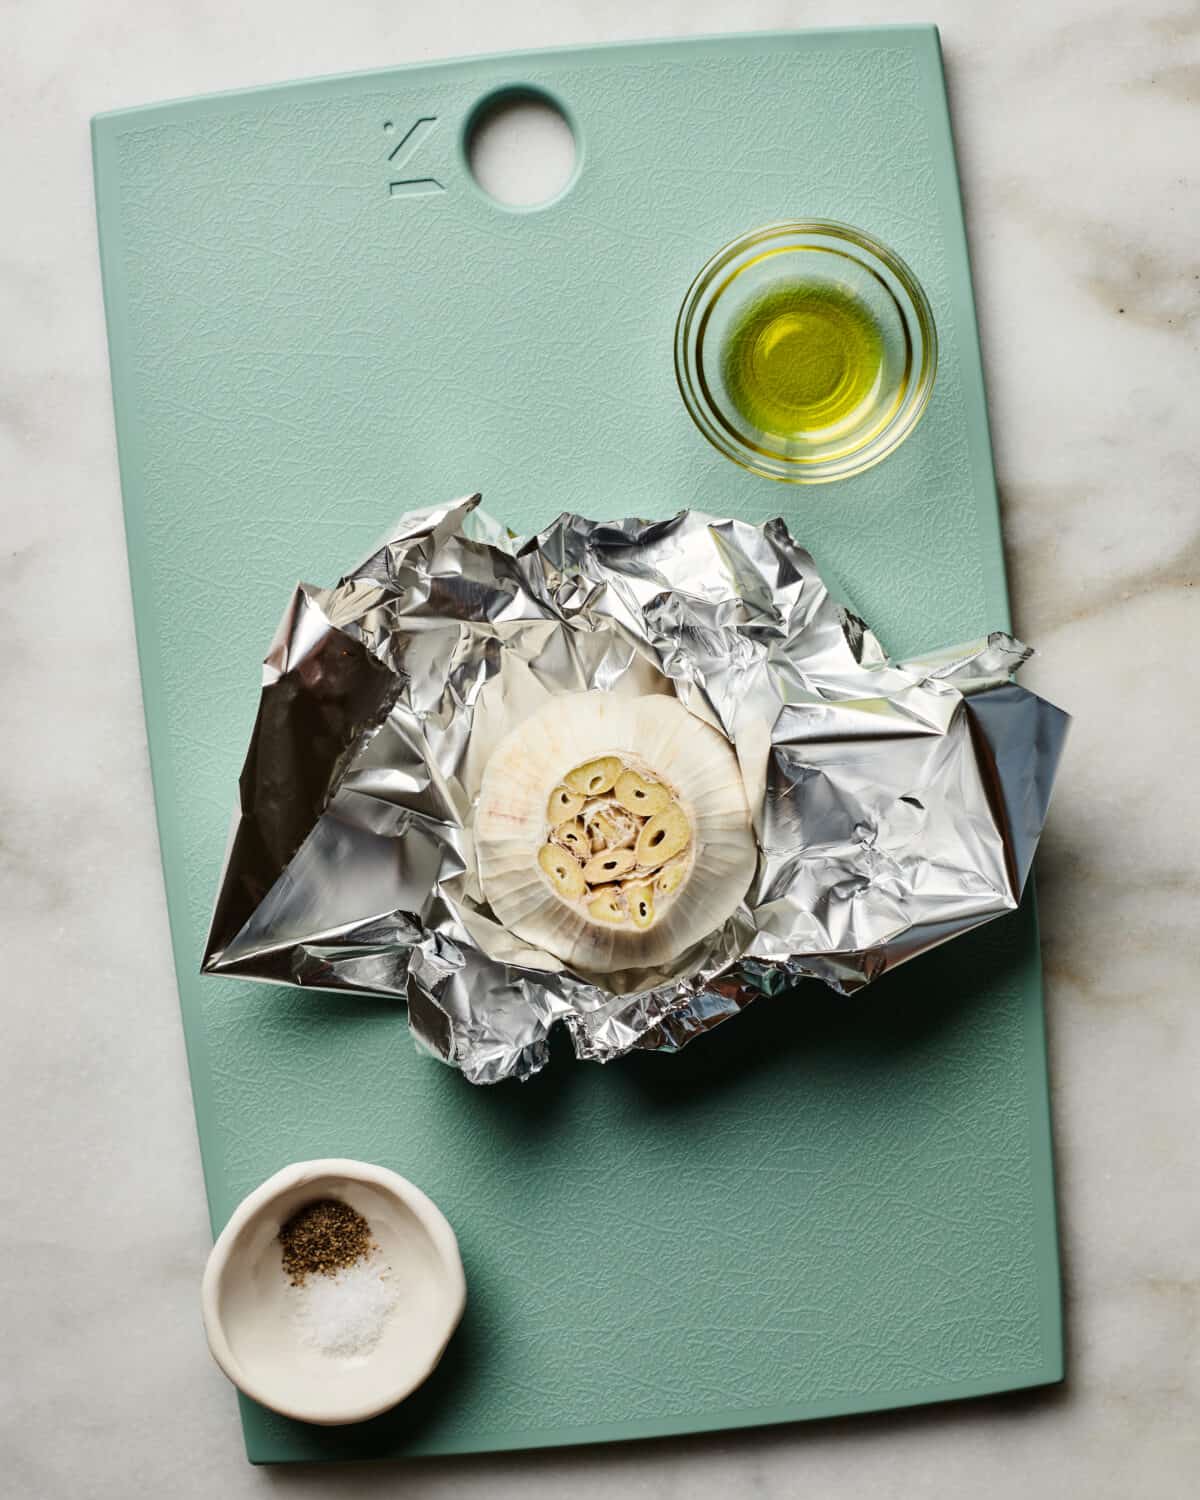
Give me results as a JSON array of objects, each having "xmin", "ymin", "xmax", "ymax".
[{"xmin": 674, "ymin": 220, "xmax": 938, "ymax": 484}]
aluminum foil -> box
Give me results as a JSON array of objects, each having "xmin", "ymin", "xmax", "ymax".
[{"xmin": 203, "ymin": 497, "xmax": 1068, "ymax": 1084}]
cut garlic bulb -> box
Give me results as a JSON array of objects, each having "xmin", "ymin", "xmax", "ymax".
[{"xmin": 475, "ymin": 691, "xmax": 757, "ymax": 974}]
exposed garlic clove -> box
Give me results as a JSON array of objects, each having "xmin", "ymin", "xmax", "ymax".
[
  {"xmin": 582, "ymin": 847, "xmax": 636, "ymax": 885},
  {"xmin": 614, "ymin": 768, "xmax": 671, "ymax": 818},
  {"xmin": 564, "ymin": 756, "xmax": 622, "ymax": 797},
  {"xmin": 552, "ymin": 819, "xmax": 590, "ymax": 861},
  {"xmin": 547, "ymin": 784, "xmax": 585, "ymax": 822},
  {"xmin": 538, "ymin": 843, "xmax": 585, "ymax": 899},
  {"xmin": 588, "ymin": 887, "xmax": 626, "ymax": 924},
  {"xmin": 635, "ymin": 802, "xmax": 692, "ymax": 869},
  {"xmin": 655, "ymin": 856, "xmax": 688, "ymax": 896},
  {"xmin": 624, "ymin": 880, "xmax": 655, "ymax": 930}
]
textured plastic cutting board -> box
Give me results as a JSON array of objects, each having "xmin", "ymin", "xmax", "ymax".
[{"xmin": 92, "ymin": 26, "xmax": 1062, "ymax": 1464}]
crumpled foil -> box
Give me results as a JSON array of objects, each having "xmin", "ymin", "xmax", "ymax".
[{"xmin": 203, "ymin": 497, "xmax": 1068, "ymax": 1084}]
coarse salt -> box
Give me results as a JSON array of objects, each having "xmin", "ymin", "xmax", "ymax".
[{"xmin": 292, "ymin": 1252, "xmax": 399, "ymax": 1357}]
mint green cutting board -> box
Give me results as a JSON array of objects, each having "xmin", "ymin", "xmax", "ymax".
[{"xmin": 92, "ymin": 26, "xmax": 1062, "ymax": 1464}]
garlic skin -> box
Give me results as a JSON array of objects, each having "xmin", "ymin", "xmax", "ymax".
[{"xmin": 475, "ymin": 692, "xmax": 757, "ymax": 975}]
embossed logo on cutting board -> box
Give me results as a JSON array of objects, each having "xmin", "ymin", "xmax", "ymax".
[{"xmin": 384, "ymin": 117, "xmax": 445, "ymax": 197}]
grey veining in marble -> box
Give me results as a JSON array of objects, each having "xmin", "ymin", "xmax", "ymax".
[{"xmin": 1, "ymin": 1, "xmax": 1197, "ymax": 1496}]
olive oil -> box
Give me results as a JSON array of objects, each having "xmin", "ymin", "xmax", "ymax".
[{"xmin": 721, "ymin": 281, "xmax": 886, "ymax": 441}]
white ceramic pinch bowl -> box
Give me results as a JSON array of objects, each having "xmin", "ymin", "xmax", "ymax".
[{"xmin": 201, "ymin": 1159, "xmax": 466, "ymax": 1426}]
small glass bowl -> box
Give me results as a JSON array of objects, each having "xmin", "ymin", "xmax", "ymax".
[{"xmin": 674, "ymin": 221, "xmax": 938, "ymax": 483}]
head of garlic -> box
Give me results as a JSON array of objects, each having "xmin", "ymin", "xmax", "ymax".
[{"xmin": 474, "ymin": 691, "xmax": 757, "ymax": 975}]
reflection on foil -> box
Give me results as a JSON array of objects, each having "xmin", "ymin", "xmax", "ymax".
[{"xmin": 203, "ymin": 498, "xmax": 1068, "ymax": 1084}]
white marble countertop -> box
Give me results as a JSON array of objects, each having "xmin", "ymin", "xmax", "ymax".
[{"xmin": 2, "ymin": 1, "xmax": 1197, "ymax": 1494}]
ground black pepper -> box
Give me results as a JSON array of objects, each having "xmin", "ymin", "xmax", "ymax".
[{"xmin": 278, "ymin": 1198, "xmax": 374, "ymax": 1286}]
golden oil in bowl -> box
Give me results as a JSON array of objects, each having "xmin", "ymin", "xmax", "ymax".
[
  {"xmin": 721, "ymin": 281, "xmax": 885, "ymax": 443},
  {"xmin": 675, "ymin": 222, "xmax": 937, "ymax": 483}
]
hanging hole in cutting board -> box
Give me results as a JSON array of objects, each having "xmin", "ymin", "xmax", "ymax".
[{"xmin": 464, "ymin": 88, "xmax": 578, "ymax": 209}]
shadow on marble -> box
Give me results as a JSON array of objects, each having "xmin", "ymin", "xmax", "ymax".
[{"xmin": 258, "ymin": 1377, "xmax": 1072, "ymax": 1490}]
